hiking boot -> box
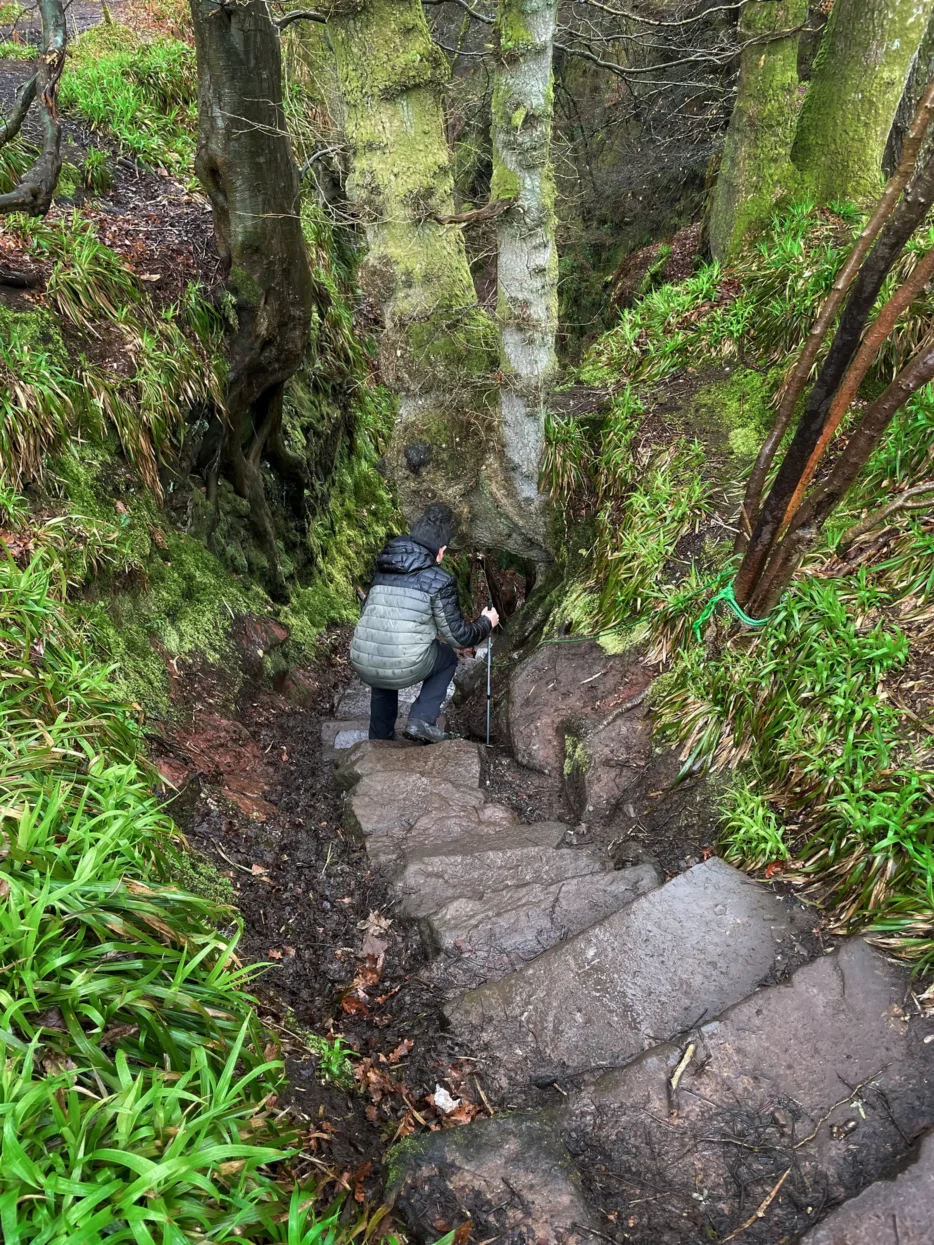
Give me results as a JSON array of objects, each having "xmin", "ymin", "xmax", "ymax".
[{"xmin": 404, "ymin": 717, "xmax": 455, "ymax": 744}]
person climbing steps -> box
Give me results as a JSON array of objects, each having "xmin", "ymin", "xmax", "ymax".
[{"xmin": 350, "ymin": 503, "xmax": 499, "ymax": 743}]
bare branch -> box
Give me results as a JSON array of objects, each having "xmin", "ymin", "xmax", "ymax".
[
  {"xmin": 0, "ymin": 72, "xmax": 37, "ymax": 147},
  {"xmin": 433, "ymin": 196, "xmax": 514, "ymax": 225},
  {"xmin": 275, "ymin": 7, "xmax": 327, "ymax": 27},
  {"xmin": 839, "ymin": 481, "xmax": 934, "ymax": 551},
  {"xmin": 0, "ymin": 0, "xmax": 66, "ymax": 216},
  {"xmin": 423, "ymin": 0, "xmax": 494, "ymax": 22}
]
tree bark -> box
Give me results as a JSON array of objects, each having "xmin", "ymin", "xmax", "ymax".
[
  {"xmin": 189, "ymin": 0, "xmax": 314, "ymax": 594},
  {"xmin": 791, "ymin": 0, "xmax": 934, "ymax": 204},
  {"xmin": 735, "ymin": 76, "xmax": 934, "ymax": 548},
  {"xmin": 0, "ymin": 0, "xmax": 65, "ymax": 216},
  {"xmin": 492, "ymin": 0, "xmax": 559, "ymax": 528},
  {"xmin": 328, "ymin": 0, "xmax": 550, "ymax": 559},
  {"xmin": 708, "ymin": 0, "xmax": 806, "ymax": 263},
  {"xmin": 734, "ymin": 145, "xmax": 934, "ymax": 605}
]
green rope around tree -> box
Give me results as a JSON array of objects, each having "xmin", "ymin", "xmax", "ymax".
[{"xmin": 692, "ymin": 579, "xmax": 772, "ymax": 640}]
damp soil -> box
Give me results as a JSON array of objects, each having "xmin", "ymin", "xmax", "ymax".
[{"xmin": 152, "ymin": 638, "xmax": 493, "ymax": 1204}]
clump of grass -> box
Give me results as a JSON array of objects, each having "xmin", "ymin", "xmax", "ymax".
[
  {"xmin": 3, "ymin": 212, "xmax": 223, "ymax": 494},
  {"xmin": 581, "ymin": 201, "xmax": 934, "ymax": 391},
  {"xmin": 0, "ymin": 542, "xmax": 393, "ymax": 1242},
  {"xmin": 0, "ymin": 36, "xmax": 35, "ymax": 58},
  {"xmin": 81, "ymin": 146, "xmax": 114, "ymax": 193},
  {"xmin": 0, "ymin": 135, "xmax": 35, "ymax": 192},
  {"xmin": 60, "ymin": 23, "xmax": 196, "ymax": 173}
]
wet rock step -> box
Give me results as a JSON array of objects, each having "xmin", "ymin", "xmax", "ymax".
[
  {"xmin": 424, "ymin": 862, "xmax": 661, "ymax": 972},
  {"xmin": 393, "ymin": 822, "xmax": 581, "ymax": 918},
  {"xmin": 389, "ymin": 1111, "xmax": 601, "ymax": 1245},
  {"xmin": 334, "ymin": 738, "xmax": 481, "ymax": 792},
  {"xmin": 562, "ymin": 938, "xmax": 934, "ymax": 1244},
  {"xmin": 801, "ymin": 1127, "xmax": 934, "ymax": 1245},
  {"xmin": 366, "ymin": 803, "xmax": 519, "ymax": 872},
  {"xmin": 444, "ymin": 857, "xmax": 812, "ymax": 1087}
]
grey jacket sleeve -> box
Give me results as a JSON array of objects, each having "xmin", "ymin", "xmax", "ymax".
[{"xmin": 431, "ymin": 578, "xmax": 493, "ymax": 648}]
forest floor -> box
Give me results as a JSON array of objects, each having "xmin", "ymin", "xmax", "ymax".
[{"xmin": 150, "ymin": 636, "xmax": 501, "ymax": 1207}]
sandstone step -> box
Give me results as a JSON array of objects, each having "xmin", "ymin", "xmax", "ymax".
[
  {"xmin": 444, "ymin": 857, "xmax": 812, "ymax": 1086},
  {"xmin": 562, "ymin": 938, "xmax": 934, "ymax": 1244},
  {"xmin": 365, "ymin": 802, "xmax": 518, "ymax": 872},
  {"xmin": 334, "ymin": 738, "xmax": 481, "ymax": 792},
  {"xmin": 393, "ymin": 822, "xmax": 578, "ymax": 917},
  {"xmin": 424, "ymin": 862, "xmax": 662, "ymax": 973},
  {"xmin": 801, "ymin": 1128, "xmax": 934, "ymax": 1245},
  {"xmin": 389, "ymin": 1110, "xmax": 600, "ymax": 1245}
]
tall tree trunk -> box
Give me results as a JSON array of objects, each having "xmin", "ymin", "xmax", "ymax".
[
  {"xmin": 328, "ymin": 0, "xmax": 550, "ymax": 559},
  {"xmin": 492, "ymin": 0, "xmax": 559, "ymax": 525},
  {"xmin": 708, "ymin": 0, "xmax": 806, "ymax": 262},
  {"xmin": 791, "ymin": 0, "xmax": 934, "ymax": 203},
  {"xmin": 189, "ymin": 0, "xmax": 314, "ymax": 596}
]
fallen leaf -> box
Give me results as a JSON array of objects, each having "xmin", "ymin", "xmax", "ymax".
[
  {"xmin": 268, "ymin": 948, "xmax": 283, "ymax": 960},
  {"xmin": 387, "ymin": 1039, "xmax": 413, "ymax": 1064},
  {"xmin": 0, "ymin": 879, "xmax": 10, "ymax": 900},
  {"xmin": 360, "ymin": 932, "xmax": 388, "ymax": 963},
  {"xmin": 251, "ymin": 863, "xmax": 268, "ymax": 876},
  {"xmin": 764, "ymin": 860, "xmax": 787, "ymax": 878},
  {"xmin": 342, "ymin": 995, "xmax": 370, "ymax": 1017}
]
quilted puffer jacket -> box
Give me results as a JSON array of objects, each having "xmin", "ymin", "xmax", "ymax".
[{"xmin": 350, "ymin": 537, "xmax": 492, "ymax": 689}]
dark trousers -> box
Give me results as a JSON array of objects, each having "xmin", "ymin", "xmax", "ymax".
[{"xmin": 369, "ymin": 641, "xmax": 458, "ymax": 740}]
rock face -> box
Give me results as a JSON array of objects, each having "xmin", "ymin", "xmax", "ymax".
[
  {"xmin": 444, "ymin": 858, "xmax": 812, "ymax": 1086},
  {"xmin": 390, "ymin": 1112, "xmax": 602, "ymax": 1245},
  {"xmin": 326, "ymin": 677, "xmax": 933, "ymax": 1245},
  {"xmin": 800, "ymin": 1128, "xmax": 934, "ymax": 1245},
  {"xmin": 506, "ymin": 640, "xmax": 655, "ymax": 778},
  {"xmin": 563, "ymin": 939, "xmax": 934, "ymax": 1244}
]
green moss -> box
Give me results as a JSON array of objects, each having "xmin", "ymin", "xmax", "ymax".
[
  {"xmin": 167, "ymin": 848, "xmax": 237, "ymax": 908},
  {"xmin": 491, "ymin": 162, "xmax": 520, "ymax": 203},
  {"xmin": 55, "ymin": 162, "xmax": 82, "ymax": 200},
  {"xmin": 495, "ymin": 0, "xmax": 537, "ymax": 60},
  {"xmin": 690, "ymin": 368, "xmax": 774, "ymax": 464},
  {"xmin": 563, "ymin": 730, "xmax": 590, "ymax": 779},
  {"xmin": 384, "ymin": 1135, "xmax": 428, "ymax": 1192}
]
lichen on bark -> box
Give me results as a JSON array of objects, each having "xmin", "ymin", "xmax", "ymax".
[
  {"xmin": 328, "ymin": 0, "xmax": 550, "ymax": 558},
  {"xmin": 708, "ymin": 0, "xmax": 806, "ymax": 261},
  {"xmin": 792, "ymin": 0, "xmax": 934, "ymax": 204},
  {"xmin": 491, "ymin": 0, "xmax": 559, "ymax": 533}
]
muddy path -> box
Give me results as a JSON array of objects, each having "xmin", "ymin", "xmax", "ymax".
[{"xmin": 152, "ymin": 636, "xmax": 494, "ymax": 1205}]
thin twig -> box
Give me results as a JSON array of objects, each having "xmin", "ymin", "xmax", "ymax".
[{"xmin": 720, "ymin": 1168, "xmax": 791, "ymax": 1242}]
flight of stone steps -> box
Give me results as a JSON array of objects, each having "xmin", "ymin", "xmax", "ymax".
[{"xmin": 321, "ymin": 697, "xmax": 934, "ymax": 1244}]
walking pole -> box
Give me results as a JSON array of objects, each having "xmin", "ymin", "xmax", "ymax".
[
  {"xmin": 485, "ymin": 611, "xmax": 492, "ymax": 747},
  {"xmin": 479, "ymin": 554, "xmax": 493, "ymax": 747}
]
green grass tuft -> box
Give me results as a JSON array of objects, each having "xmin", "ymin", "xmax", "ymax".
[{"xmin": 60, "ymin": 23, "xmax": 196, "ymax": 173}]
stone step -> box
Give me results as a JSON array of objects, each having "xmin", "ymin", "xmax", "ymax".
[
  {"xmin": 424, "ymin": 862, "xmax": 662, "ymax": 974},
  {"xmin": 562, "ymin": 938, "xmax": 934, "ymax": 1244},
  {"xmin": 443, "ymin": 857, "xmax": 812, "ymax": 1087},
  {"xmin": 801, "ymin": 1128, "xmax": 934, "ymax": 1245},
  {"xmin": 393, "ymin": 822, "xmax": 579, "ymax": 918},
  {"xmin": 389, "ymin": 1111, "xmax": 601, "ymax": 1245},
  {"xmin": 366, "ymin": 802, "xmax": 518, "ymax": 872},
  {"xmin": 334, "ymin": 738, "xmax": 481, "ymax": 792}
]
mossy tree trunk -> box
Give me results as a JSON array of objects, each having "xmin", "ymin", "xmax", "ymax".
[
  {"xmin": 708, "ymin": 0, "xmax": 806, "ymax": 262},
  {"xmin": 791, "ymin": 0, "xmax": 934, "ymax": 203},
  {"xmin": 492, "ymin": 0, "xmax": 559, "ymax": 531},
  {"xmin": 189, "ymin": 0, "xmax": 315, "ymax": 596},
  {"xmin": 328, "ymin": 0, "xmax": 550, "ymax": 560}
]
